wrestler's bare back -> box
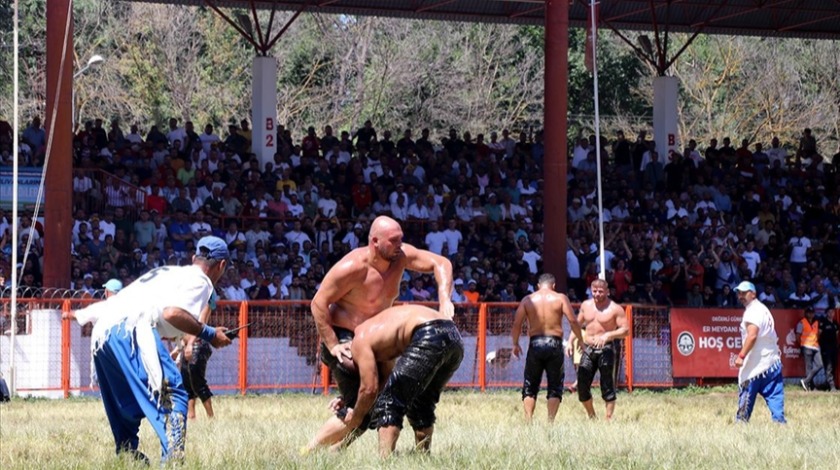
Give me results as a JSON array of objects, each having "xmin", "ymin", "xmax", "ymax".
[
  {"xmin": 352, "ymin": 305, "xmax": 445, "ymax": 361},
  {"xmin": 329, "ymin": 248, "xmax": 406, "ymax": 331},
  {"xmin": 521, "ymin": 291, "xmax": 572, "ymax": 338}
]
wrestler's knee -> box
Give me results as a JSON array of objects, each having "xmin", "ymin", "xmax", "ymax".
[
  {"xmin": 522, "ymin": 379, "xmax": 540, "ymax": 400},
  {"xmin": 577, "ymin": 383, "xmax": 593, "ymax": 402},
  {"xmin": 546, "ymin": 386, "xmax": 564, "ymax": 400},
  {"xmin": 407, "ymin": 408, "xmax": 436, "ymax": 431}
]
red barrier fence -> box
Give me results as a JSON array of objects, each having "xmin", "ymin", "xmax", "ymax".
[{"xmin": 1, "ymin": 300, "xmax": 836, "ymax": 398}]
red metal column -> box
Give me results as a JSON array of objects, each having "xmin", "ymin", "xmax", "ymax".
[
  {"xmin": 238, "ymin": 301, "xmax": 249, "ymax": 395},
  {"xmin": 44, "ymin": 0, "xmax": 73, "ymax": 289},
  {"xmin": 544, "ymin": 0, "xmax": 570, "ymax": 290}
]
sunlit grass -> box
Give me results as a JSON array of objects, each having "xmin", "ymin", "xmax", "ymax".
[{"xmin": 1, "ymin": 389, "xmax": 838, "ymax": 469}]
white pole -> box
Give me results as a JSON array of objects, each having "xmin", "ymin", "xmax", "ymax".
[
  {"xmin": 10, "ymin": 0, "xmax": 20, "ymax": 396},
  {"xmin": 590, "ymin": 0, "xmax": 606, "ymax": 280}
]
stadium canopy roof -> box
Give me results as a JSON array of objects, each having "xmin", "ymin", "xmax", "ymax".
[{"xmin": 124, "ymin": 0, "xmax": 840, "ymax": 40}]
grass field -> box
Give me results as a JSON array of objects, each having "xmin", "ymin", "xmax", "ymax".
[{"xmin": 1, "ymin": 388, "xmax": 839, "ymax": 469}]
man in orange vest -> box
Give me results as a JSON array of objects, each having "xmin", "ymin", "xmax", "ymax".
[{"xmin": 796, "ymin": 306, "xmax": 822, "ymax": 391}]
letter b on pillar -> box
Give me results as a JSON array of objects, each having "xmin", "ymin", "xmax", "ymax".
[
  {"xmin": 252, "ymin": 57, "xmax": 278, "ymax": 169},
  {"xmin": 653, "ymin": 76, "xmax": 679, "ymax": 160}
]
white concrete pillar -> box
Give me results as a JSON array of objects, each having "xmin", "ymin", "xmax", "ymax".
[
  {"xmin": 653, "ymin": 76, "xmax": 679, "ymax": 160},
  {"xmin": 252, "ymin": 57, "xmax": 278, "ymax": 169}
]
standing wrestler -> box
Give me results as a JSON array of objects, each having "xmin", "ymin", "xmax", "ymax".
[
  {"xmin": 576, "ymin": 278, "xmax": 628, "ymax": 420},
  {"xmin": 341, "ymin": 304, "xmax": 463, "ymax": 458},
  {"xmin": 180, "ymin": 290, "xmax": 218, "ymax": 419},
  {"xmin": 306, "ymin": 215, "xmax": 454, "ymax": 450},
  {"xmin": 511, "ymin": 273, "xmax": 583, "ymax": 422}
]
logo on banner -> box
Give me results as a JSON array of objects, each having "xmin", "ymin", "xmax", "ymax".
[
  {"xmin": 785, "ymin": 329, "xmax": 796, "ymax": 346},
  {"xmin": 677, "ymin": 331, "xmax": 695, "ymax": 356}
]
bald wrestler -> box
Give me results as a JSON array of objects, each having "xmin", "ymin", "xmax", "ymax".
[
  {"xmin": 306, "ymin": 215, "xmax": 454, "ymax": 450},
  {"xmin": 511, "ymin": 273, "xmax": 583, "ymax": 422}
]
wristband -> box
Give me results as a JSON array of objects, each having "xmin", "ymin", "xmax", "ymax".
[
  {"xmin": 199, "ymin": 324, "xmax": 217, "ymax": 342},
  {"xmin": 738, "ymin": 352, "xmax": 746, "ymax": 359}
]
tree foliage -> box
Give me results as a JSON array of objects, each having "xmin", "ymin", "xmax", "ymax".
[{"xmin": 1, "ymin": 3, "xmax": 837, "ymax": 150}]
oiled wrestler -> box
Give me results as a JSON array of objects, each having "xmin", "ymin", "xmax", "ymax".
[
  {"xmin": 306, "ymin": 216, "xmax": 453, "ymax": 451},
  {"xmin": 511, "ymin": 273, "xmax": 583, "ymax": 422},
  {"xmin": 340, "ymin": 304, "xmax": 464, "ymax": 458},
  {"xmin": 576, "ymin": 278, "xmax": 628, "ymax": 420}
]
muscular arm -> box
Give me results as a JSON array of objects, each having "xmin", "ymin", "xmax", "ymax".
[
  {"xmin": 511, "ymin": 299, "xmax": 528, "ymax": 357},
  {"xmin": 346, "ymin": 340, "xmax": 378, "ymax": 429},
  {"xmin": 561, "ymin": 295, "xmax": 584, "ymax": 346},
  {"xmin": 607, "ymin": 304, "xmax": 629, "ymax": 342},
  {"xmin": 403, "ymin": 243, "xmax": 454, "ymax": 317},
  {"xmin": 310, "ymin": 259, "xmax": 362, "ymax": 351}
]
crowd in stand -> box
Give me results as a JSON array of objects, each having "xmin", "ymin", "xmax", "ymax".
[{"xmin": 1, "ymin": 115, "xmax": 840, "ymax": 312}]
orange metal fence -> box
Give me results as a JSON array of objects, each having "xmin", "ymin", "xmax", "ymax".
[{"xmin": 0, "ymin": 299, "xmax": 691, "ymax": 398}]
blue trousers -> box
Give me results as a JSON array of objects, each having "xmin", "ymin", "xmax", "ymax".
[
  {"xmin": 93, "ymin": 324, "xmax": 188, "ymax": 461},
  {"xmin": 736, "ymin": 362, "xmax": 786, "ymax": 424}
]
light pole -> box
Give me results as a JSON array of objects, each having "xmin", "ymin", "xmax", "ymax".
[{"xmin": 72, "ymin": 54, "xmax": 104, "ymax": 128}]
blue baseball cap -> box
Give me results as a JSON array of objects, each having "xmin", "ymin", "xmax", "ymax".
[
  {"xmin": 196, "ymin": 235, "xmax": 230, "ymax": 262},
  {"xmin": 103, "ymin": 279, "xmax": 123, "ymax": 293},
  {"xmin": 734, "ymin": 281, "xmax": 756, "ymax": 293}
]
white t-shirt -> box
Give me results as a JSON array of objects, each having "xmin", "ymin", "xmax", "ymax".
[
  {"xmin": 86, "ymin": 265, "xmax": 212, "ymax": 345},
  {"xmin": 522, "ymin": 251, "xmax": 541, "ymax": 274},
  {"xmin": 788, "ymin": 237, "xmax": 811, "ymax": 263},
  {"xmin": 424, "ymin": 231, "xmax": 447, "ymax": 255},
  {"xmin": 442, "ymin": 229, "xmax": 463, "ymax": 255},
  {"xmin": 741, "ymin": 250, "xmax": 761, "ymax": 277},
  {"xmin": 739, "ymin": 299, "xmax": 781, "ymax": 384},
  {"xmin": 167, "ymin": 127, "xmax": 187, "ymax": 145},
  {"xmin": 199, "ymin": 133, "xmax": 220, "ymax": 154},
  {"xmin": 567, "ymin": 249, "xmax": 581, "ymax": 278},
  {"xmin": 317, "ymin": 198, "xmax": 338, "ymax": 218}
]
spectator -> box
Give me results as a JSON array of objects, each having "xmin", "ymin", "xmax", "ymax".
[
  {"xmin": 464, "ymin": 279, "xmax": 480, "ymax": 303},
  {"xmin": 797, "ymin": 307, "xmax": 822, "ymax": 391}
]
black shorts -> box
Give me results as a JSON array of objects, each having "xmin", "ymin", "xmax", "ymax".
[
  {"xmin": 373, "ymin": 320, "xmax": 464, "ymax": 431},
  {"xmin": 577, "ymin": 341, "xmax": 621, "ymax": 403},
  {"xmin": 522, "ymin": 335, "xmax": 565, "ymax": 400},
  {"xmin": 182, "ymin": 340, "xmax": 213, "ymax": 402}
]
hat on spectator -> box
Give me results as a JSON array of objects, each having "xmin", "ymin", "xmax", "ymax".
[
  {"xmin": 468, "ymin": 279, "xmax": 477, "ymax": 285},
  {"xmin": 103, "ymin": 279, "xmax": 123, "ymax": 293},
  {"xmin": 83, "ymin": 273, "xmax": 93, "ymax": 280},
  {"xmin": 354, "ymin": 223, "xmax": 363, "ymax": 230},
  {"xmin": 196, "ymin": 235, "xmax": 230, "ymax": 262},
  {"xmin": 734, "ymin": 281, "xmax": 756, "ymax": 293},
  {"xmin": 469, "ymin": 256, "xmax": 479, "ymax": 262},
  {"xmin": 454, "ymin": 278, "xmax": 464, "ymax": 286}
]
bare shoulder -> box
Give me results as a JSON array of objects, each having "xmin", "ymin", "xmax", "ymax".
[
  {"xmin": 401, "ymin": 242, "xmax": 437, "ymax": 261},
  {"xmin": 609, "ymin": 300, "xmax": 625, "ymax": 313},
  {"xmin": 328, "ymin": 248, "xmax": 369, "ymax": 279},
  {"xmin": 579, "ymin": 298, "xmax": 594, "ymax": 310},
  {"xmin": 553, "ymin": 292, "xmax": 571, "ymax": 303}
]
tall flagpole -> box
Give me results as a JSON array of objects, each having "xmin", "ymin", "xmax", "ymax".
[
  {"xmin": 10, "ymin": 0, "xmax": 21, "ymax": 396},
  {"xmin": 590, "ymin": 0, "xmax": 606, "ymax": 279}
]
